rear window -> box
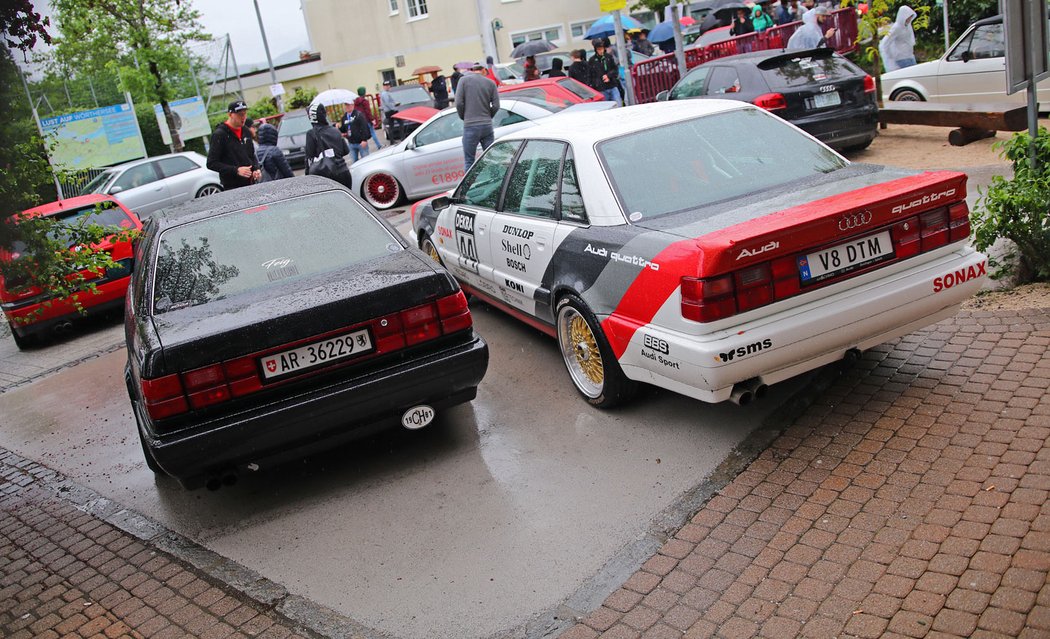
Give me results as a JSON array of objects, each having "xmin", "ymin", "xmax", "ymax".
[
  {"xmin": 151, "ymin": 191, "xmax": 399, "ymax": 313},
  {"xmin": 392, "ymin": 86, "xmax": 431, "ymax": 103},
  {"xmin": 8, "ymin": 201, "xmax": 135, "ymax": 253},
  {"xmin": 278, "ymin": 114, "xmax": 312, "ymax": 137},
  {"xmin": 558, "ymin": 79, "xmax": 597, "ymax": 101},
  {"xmin": 759, "ymin": 52, "xmax": 860, "ymax": 89},
  {"xmin": 598, "ymin": 108, "xmax": 847, "ymax": 219},
  {"xmin": 504, "ymin": 88, "xmax": 573, "ymax": 110}
]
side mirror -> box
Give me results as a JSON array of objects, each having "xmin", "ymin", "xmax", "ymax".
[
  {"xmin": 406, "ymin": 139, "xmax": 417, "ymax": 150},
  {"xmin": 961, "ymin": 50, "xmax": 973, "ymax": 63},
  {"xmin": 431, "ymin": 195, "xmax": 452, "ymax": 211},
  {"xmin": 656, "ymin": 90, "xmax": 670, "ymax": 102},
  {"xmin": 109, "ymin": 186, "xmax": 124, "ymax": 195}
]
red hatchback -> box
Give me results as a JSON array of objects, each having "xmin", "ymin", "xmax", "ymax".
[
  {"xmin": 499, "ymin": 77, "xmax": 606, "ymax": 107},
  {"xmin": 1, "ymin": 194, "xmax": 142, "ymax": 349}
]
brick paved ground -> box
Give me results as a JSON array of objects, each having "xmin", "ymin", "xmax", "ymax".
[
  {"xmin": 3, "ymin": 306, "xmax": 1048, "ymax": 639},
  {"xmin": 562, "ymin": 307, "xmax": 1050, "ymax": 639},
  {"xmin": 0, "ymin": 458, "xmax": 317, "ymax": 639}
]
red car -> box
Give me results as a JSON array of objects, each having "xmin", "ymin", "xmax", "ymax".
[
  {"xmin": 1, "ymin": 194, "xmax": 142, "ymax": 349},
  {"xmin": 498, "ymin": 77, "xmax": 606, "ymax": 107}
]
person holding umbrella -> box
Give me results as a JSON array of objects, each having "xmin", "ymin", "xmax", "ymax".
[
  {"xmin": 730, "ymin": 7, "xmax": 755, "ymax": 35},
  {"xmin": 631, "ymin": 28, "xmax": 655, "ymax": 56}
]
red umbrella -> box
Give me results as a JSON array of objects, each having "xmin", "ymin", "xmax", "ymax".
[{"xmin": 680, "ymin": 16, "xmax": 697, "ymax": 26}]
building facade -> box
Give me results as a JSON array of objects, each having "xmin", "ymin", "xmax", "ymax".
[{"xmin": 301, "ymin": 0, "xmax": 656, "ymax": 93}]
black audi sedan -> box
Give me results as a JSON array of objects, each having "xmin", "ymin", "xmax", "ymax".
[
  {"xmin": 658, "ymin": 47, "xmax": 878, "ymax": 152},
  {"xmin": 124, "ymin": 176, "xmax": 488, "ymax": 490}
]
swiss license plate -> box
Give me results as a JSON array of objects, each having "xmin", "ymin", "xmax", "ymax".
[
  {"xmin": 806, "ymin": 91, "xmax": 841, "ymax": 110},
  {"xmin": 798, "ymin": 230, "xmax": 894, "ymax": 285},
  {"xmin": 260, "ymin": 328, "xmax": 373, "ymax": 380}
]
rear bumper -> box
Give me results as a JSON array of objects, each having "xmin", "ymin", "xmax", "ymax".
[
  {"xmin": 2, "ymin": 277, "xmax": 129, "ymax": 337},
  {"xmin": 140, "ymin": 333, "xmax": 488, "ymax": 488},
  {"xmin": 615, "ymin": 246, "xmax": 987, "ymax": 403},
  {"xmin": 792, "ymin": 104, "xmax": 878, "ymax": 149}
]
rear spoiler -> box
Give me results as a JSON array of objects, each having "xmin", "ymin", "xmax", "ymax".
[{"xmin": 756, "ymin": 47, "xmax": 835, "ymax": 70}]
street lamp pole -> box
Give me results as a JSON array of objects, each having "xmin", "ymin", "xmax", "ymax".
[{"xmin": 252, "ymin": 0, "xmax": 283, "ymax": 112}]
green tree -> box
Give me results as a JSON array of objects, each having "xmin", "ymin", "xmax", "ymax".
[
  {"xmin": 287, "ymin": 86, "xmax": 318, "ymax": 110},
  {"xmin": 1, "ymin": 1, "xmax": 51, "ymax": 58},
  {"xmin": 49, "ymin": 0, "xmax": 208, "ymax": 153}
]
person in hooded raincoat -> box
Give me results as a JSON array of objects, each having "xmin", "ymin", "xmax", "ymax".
[
  {"xmin": 786, "ymin": 7, "xmax": 836, "ymax": 49},
  {"xmin": 879, "ymin": 5, "xmax": 917, "ymax": 72},
  {"xmin": 255, "ymin": 123, "xmax": 293, "ymax": 182},
  {"xmin": 752, "ymin": 4, "xmax": 775, "ymax": 32},
  {"xmin": 304, "ymin": 103, "xmax": 352, "ymax": 189}
]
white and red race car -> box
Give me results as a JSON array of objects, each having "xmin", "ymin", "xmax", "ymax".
[{"xmin": 413, "ymin": 100, "xmax": 987, "ymax": 407}]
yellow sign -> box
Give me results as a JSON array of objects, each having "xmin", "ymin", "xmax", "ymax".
[{"xmin": 599, "ymin": 0, "xmax": 627, "ymax": 11}]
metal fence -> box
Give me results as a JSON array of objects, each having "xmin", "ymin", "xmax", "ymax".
[
  {"xmin": 631, "ymin": 7, "xmax": 859, "ymax": 104},
  {"xmin": 60, "ymin": 168, "xmax": 108, "ymax": 198}
]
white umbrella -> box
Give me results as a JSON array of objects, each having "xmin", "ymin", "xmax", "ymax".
[{"xmin": 309, "ymin": 89, "xmax": 358, "ymax": 108}]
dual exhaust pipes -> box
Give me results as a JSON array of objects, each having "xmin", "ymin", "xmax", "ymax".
[
  {"xmin": 728, "ymin": 347, "xmax": 863, "ymax": 406},
  {"xmin": 729, "ymin": 378, "xmax": 769, "ymax": 406}
]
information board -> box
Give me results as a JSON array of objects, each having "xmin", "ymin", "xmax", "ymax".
[
  {"xmin": 153, "ymin": 96, "xmax": 211, "ymax": 145},
  {"xmin": 40, "ymin": 103, "xmax": 146, "ymax": 171}
]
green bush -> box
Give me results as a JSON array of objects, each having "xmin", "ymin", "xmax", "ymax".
[
  {"xmin": 972, "ymin": 128, "xmax": 1050, "ymax": 283},
  {"xmin": 287, "ymin": 86, "xmax": 318, "ymax": 110}
]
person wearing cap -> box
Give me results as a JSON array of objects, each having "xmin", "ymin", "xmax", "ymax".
[
  {"xmin": 454, "ymin": 62, "xmax": 499, "ymax": 172},
  {"xmin": 353, "ymin": 86, "xmax": 383, "ymax": 149},
  {"xmin": 379, "ymin": 80, "xmax": 397, "ymax": 142},
  {"xmin": 588, "ymin": 38, "xmax": 620, "ymax": 105},
  {"xmin": 631, "ymin": 28, "xmax": 655, "ymax": 56},
  {"xmin": 206, "ymin": 100, "xmax": 260, "ymax": 190}
]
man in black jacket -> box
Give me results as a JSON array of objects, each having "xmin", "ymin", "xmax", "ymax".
[
  {"xmin": 588, "ymin": 39, "xmax": 621, "ymax": 105},
  {"xmin": 206, "ymin": 100, "xmax": 260, "ymax": 190}
]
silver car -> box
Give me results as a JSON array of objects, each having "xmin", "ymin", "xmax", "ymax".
[
  {"xmin": 350, "ymin": 98, "xmax": 614, "ymax": 210},
  {"xmin": 81, "ymin": 152, "xmax": 222, "ymax": 219}
]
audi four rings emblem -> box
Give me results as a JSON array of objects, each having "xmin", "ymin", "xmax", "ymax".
[{"xmin": 838, "ymin": 210, "xmax": 873, "ymax": 231}]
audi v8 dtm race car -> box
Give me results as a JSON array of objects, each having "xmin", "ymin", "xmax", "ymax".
[{"xmin": 413, "ymin": 100, "xmax": 987, "ymax": 407}]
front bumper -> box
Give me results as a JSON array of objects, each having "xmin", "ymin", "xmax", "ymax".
[
  {"xmin": 615, "ymin": 246, "xmax": 987, "ymax": 403},
  {"xmin": 140, "ymin": 332, "xmax": 488, "ymax": 489}
]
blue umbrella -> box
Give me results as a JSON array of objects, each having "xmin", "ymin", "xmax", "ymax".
[
  {"xmin": 648, "ymin": 20, "xmax": 676, "ymax": 44},
  {"xmin": 584, "ymin": 14, "xmax": 644, "ymax": 40}
]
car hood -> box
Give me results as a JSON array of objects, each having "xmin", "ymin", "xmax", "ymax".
[
  {"xmin": 350, "ymin": 140, "xmax": 408, "ymax": 170},
  {"xmin": 278, "ymin": 132, "xmax": 307, "ymax": 150},
  {"xmin": 149, "ymin": 250, "xmax": 453, "ymax": 374},
  {"xmin": 881, "ymin": 59, "xmax": 939, "ymax": 82}
]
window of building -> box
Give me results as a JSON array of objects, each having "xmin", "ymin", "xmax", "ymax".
[
  {"xmin": 388, "ymin": 0, "xmax": 398, "ymax": 15},
  {"xmin": 509, "ymin": 26, "xmax": 563, "ymax": 48},
  {"xmin": 570, "ymin": 19, "xmax": 598, "ymax": 39},
  {"xmin": 407, "ymin": 0, "xmax": 427, "ymax": 19}
]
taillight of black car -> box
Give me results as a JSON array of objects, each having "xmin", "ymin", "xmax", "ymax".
[
  {"xmin": 140, "ymin": 290, "xmax": 472, "ymax": 423},
  {"xmin": 680, "ymin": 202, "xmax": 970, "ymax": 323}
]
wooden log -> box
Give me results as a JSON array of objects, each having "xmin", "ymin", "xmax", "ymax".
[
  {"xmin": 948, "ymin": 127, "xmax": 996, "ymax": 146},
  {"xmin": 878, "ymin": 102, "xmax": 1028, "ymax": 131}
]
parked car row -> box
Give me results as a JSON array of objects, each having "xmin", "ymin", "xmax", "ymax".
[{"xmin": 4, "ymin": 30, "xmax": 998, "ymax": 489}]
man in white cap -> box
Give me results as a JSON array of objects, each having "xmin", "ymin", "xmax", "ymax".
[
  {"xmin": 454, "ymin": 62, "xmax": 499, "ymax": 172},
  {"xmin": 206, "ymin": 100, "xmax": 260, "ymax": 190}
]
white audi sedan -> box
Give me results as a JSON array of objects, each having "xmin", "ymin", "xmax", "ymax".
[
  {"xmin": 881, "ymin": 15, "xmax": 1050, "ymax": 103},
  {"xmin": 413, "ymin": 100, "xmax": 987, "ymax": 407},
  {"xmin": 350, "ymin": 98, "xmax": 613, "ymax": 210}
]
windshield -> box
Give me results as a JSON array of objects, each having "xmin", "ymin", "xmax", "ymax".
[
  {"xmin": 503, "ymin": 90, "xmax": 571, "ymax": 111},
  {"xmin": 82, "ymin": 170, "xmax": 116, "ymax": 194},
  {"xmin": 279, "ymin": 114, "xmax": 312, "ymax": 137},
  {"xmin": 151, "ymin": 191, "xmax": 398, "ymax": 313},
  {"xmin": 598, "ymin": 108, "xmax": 847, "ymax": 219}
]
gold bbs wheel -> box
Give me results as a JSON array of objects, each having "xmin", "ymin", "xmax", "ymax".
[
  {"xmin": 556, "ymin": 294, "xmax": 638, "ymax": 408},
  {"xmin": 421, "ymin": 236, "xmax": 442, "ymax": 265}
]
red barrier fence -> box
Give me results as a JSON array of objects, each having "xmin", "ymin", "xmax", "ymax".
[{"xmin": 631, "ymin": 7, "xmax": 859, "ymax": 104}]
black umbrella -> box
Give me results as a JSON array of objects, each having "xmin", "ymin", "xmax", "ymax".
[
  {"xmin": 510, "ymin": 40, "xmax": 557, "ymax": 58},
  {"xmin": 714, "ymin": 2, "xmax": 749, "ymax": 20}
]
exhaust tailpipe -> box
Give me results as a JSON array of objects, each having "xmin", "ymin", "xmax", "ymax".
[
  {"xmin": 205, "ymin": 469, "xmax": 238, "ymax": 491},
  {"xmin": 729, "ymin": 385, "xmax": 753, "ymax": 406},
  {"xmin": 843, "ymin": 348, "xmax": 862, "ymax": 363},
  {"xmin": 741, "ymin": 377, "xmax": 768, "ymax": 400}
]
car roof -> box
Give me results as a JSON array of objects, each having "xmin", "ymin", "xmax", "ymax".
[
  {"xmin": 973, "ymin": 15, "xmax": 1002, "ymax": 28},
  {"xmin": 19, "ymin": 194, "xmax": 125, "ymax": 220},
  {"xmin": 693, "ymin": 47, "xmax": 837, "ymax": 67},
  {"xmin": 104, "ymin": 152, "xmax": 203, "ymax": 171},
  {"xmin": 148, "ymin": 176, "xmax": 353, "ymax": 231},
  {"xmin": 500, "ymin": 99, "xmax": 751, "ymax": 145}
]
